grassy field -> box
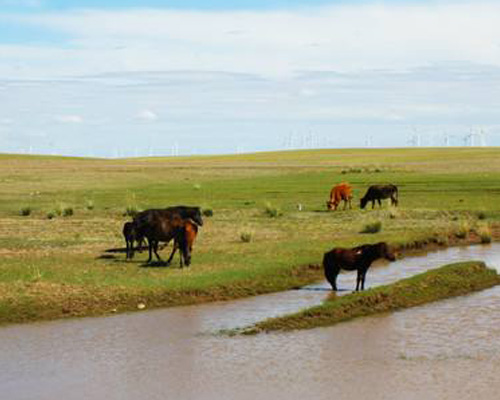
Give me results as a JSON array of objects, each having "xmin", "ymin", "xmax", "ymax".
[
  {"xmin": 239, "ymin": 261, "xmax": 500, "ymax": 334},
  {"xmin": 1, "ymin": 147, "xmax": 500, "ymax": 325}
]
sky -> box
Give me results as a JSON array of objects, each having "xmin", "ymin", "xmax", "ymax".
[{"xmin": 1, "ymin": 0, "xmax": 500, "ymax": 157}]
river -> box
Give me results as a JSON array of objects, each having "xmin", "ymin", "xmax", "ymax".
[{"xmin": 1, "ymin": 244, "xmax": 500, "ymax": 400}]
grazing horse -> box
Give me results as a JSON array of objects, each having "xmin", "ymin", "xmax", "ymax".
[
  {"xmin": 166, "ymin": 219, "xmax": 199, "ymax": 267},
  {"xmin": 133, "ymin": 206, "xmax": 203, "ymax": 263},
  {"xmin": 360, "ymin": 184, "xmax": 398, "ymax": 209},
  {"xmin": 322, "ymin": 242, "xmax": 396, "ymax": 291},
  {"xmin": 122, "ymin": 221, "xmax": 144, "ymax": 259},
  {"xmin": 327, "ymin": 182, "xmax": 353, "ymax": 211}
]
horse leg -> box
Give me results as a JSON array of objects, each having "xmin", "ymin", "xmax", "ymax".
[
  {"xmin": 147, "ymin": 238, "xmax": 153, "ymax": 263},
  {"xmin": 371, "ymin": 200, "xmax": 375, "ymax": 209},
  {"xmin": 129, "ymin": 239, "xmax": 135, "ymax": 259},
  {"xmin": 183, "ymin": 246, "xmax": 191, "ymax": 267},
  {"xmin": 377, "ymin": 198, "xmax": 382, "ymax": 208},
  {"xmin": 153, "ymin": 240, "xmax": 162, "ymax": 262},
  {"xmin": 325, "ymin": 264, "xmax": 340, "ymax": 291},
  {"xmin": 137, "ymin": 237, "xmax": 144, "ymax": 253},
  {"xmin": 166, "ymin": 241, "xmax": 178, "ymax": 266},
  {"xmin": 356, "ymin": 270, "xmax": 361, "ymax": 291},
  {"xmin": 125, "ymin": 239, "xmax": 129, "ymax": 259}
]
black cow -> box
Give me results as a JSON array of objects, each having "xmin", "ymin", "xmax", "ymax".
[
  {"xmin": 133, "ymin": 206, "xmax": 203, "ymax": 263},
  {"xmin": 360, "ymin": 185, "xmax": 398, "ymax": 209}
]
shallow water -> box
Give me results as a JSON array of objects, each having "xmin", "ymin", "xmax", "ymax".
[{"xmin": 2, "ymin": 244, "xmax": 500, "ymax": 400}]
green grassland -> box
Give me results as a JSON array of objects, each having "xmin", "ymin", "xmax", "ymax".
[{"xmin": 1, "ymin": 147, "xmax": 500, "ymax": 324}]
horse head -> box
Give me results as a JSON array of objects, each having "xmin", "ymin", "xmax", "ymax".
[{"xmin": 378, "ymin": 242, "xmax": 396, "ymax": 261}]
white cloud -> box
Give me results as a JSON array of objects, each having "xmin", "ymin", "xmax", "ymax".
[
  {"xmin": 54, "ymin": 114, "xmax": 83, "ymax": 124},
  {"xmin": 2, "ymin": 2, "xmax": 500, "ymax": 78},
  {"xmin": 136, "ymin": 109, "xmax": 158, "ymax": 122}
]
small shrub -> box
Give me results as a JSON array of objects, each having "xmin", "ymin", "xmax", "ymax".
[
  {"xmin": 389, "ymin": 209, "xmax": 399, "ymax": 219},
  {"xmin": 477, "ymin": 211, "xmax": 487, "ymax": 220},
  {"xmin": 62, "ymin": 207, "xmax": 74, "ymax": 217},
  {"xmin": 54, "ymin": 203, "xmax": 71, "ymax": 216},
  {"xmin": 85, "ymin": 199, "xmax": 95, "ymax": 211},
  {"xmin": 193, "ymin": 183, "xmax": 202, "ymax": 190},
  {"xmin": 46, "ymin": 211, "xmax": 56, "ymax": 220},
  {"xmin": 361, "ymin": 221, "xmax": 382, "ymax": 234},
  {"xmin": 436, "ymin": 236, "xmax": 449, "ymax": 246},
  {"xmin": 19, "ymin": 206, "xmax": 32, "ymax": 216},
  {"xmin": 455, "ymin": 221, "xmax": 469, "ymax": 239},
  {"xmin": 240, "ymin": 232, "xmax": 253, "ymax": 243},
  {"xmin": 29, "ymin": 266, "xmax": 43, "ymax": 282},
  {"xmin": 125, "ymin": 205, "xmax": 139, "ymax": 217},
  {"xmin": 264, "ymin": 203, "xmax": 282, "ymax": 218},
  {"xmin": 477, "ymin": 226, "xmax": 492, "ymax": 244},
  {"xmin": 202, "ymin": 208, "xmax": 214, "ymax": 217}
]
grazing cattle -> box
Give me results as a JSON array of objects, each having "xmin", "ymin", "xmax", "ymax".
[
  {"xmin": 360, "ymin": 184, "xmax": 398, "ymax": 209},
  {"xmin": 323, "ymin": 242, "xmax": 396, "ymax": 291},
  {"xmin": 166, "ymin": 219, "xmax": 199, "ymax": 267},
  {"xmin": 326, "ymin": 182, "xmax": 353, "ymax": 211},
  {"xmin": 133, "ymin": 206, "xmax": 203, "ymax": 263},
  {"xmin": 122, "ymin": 221, "xmax": 144, "ymax": 259}
]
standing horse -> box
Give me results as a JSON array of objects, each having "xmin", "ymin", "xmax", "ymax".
[
  {"xmin": 165, "ymin": 219, "xmax": 199, "ymax": 268},
  {"xmin": 122, "ymin": 221, "xmax": 144, "ymax": 259},
  {"xmin": 133, "ymin": 206, "xmax": 203, "ymax": 263},
  {"xmin": 322, "ymin": 242, "xmax": 396, "ymax": 291}
]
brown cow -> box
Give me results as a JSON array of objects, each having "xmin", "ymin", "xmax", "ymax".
[
  {"xmin": 166, "ymin": 219, "xmax": 199, "ymax": 267},
  {"xmin": 326, "ymin": 182, "xmax": 353, "ymax": 211}
]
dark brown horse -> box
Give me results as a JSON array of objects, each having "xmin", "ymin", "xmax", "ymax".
[
  {"xmin": 323, "ymin": 242, "xmax": 396, "ymax": 291},
  {"xmin": 133, "ymin": 206, "xmax": 203, "ymax": 263},
  {"xmin": 122, "ymin": 221, "xmax": 144, "ymax": 260},
  {"xmin": 166, "ymin": 219, "xmax": 199, "ymax": 267}
]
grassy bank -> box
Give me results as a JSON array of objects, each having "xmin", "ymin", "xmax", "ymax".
[
  {"xmin": 1, "ymin": 148, "xmax": 500, "ymax": 325},
  {"xmin": 240, "ymin": 262, "xmax": 500, "ymax": 334}
]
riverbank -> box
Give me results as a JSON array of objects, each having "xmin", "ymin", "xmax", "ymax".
[
  {"xmin": 1, "ymin": 233, "xmax": 498, "ymax": 326},
  {"xmin": 240, "ymin": 261, "xmax": 500, "ymax": 334}
]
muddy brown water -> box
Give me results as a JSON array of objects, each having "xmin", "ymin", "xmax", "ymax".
[{"xmin": 2, "ymin": 244, "xmax": 500, "ymax": 400}]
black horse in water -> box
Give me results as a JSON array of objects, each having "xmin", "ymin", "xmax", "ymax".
[{"xmin": 322, "ymin": 242, "xmax": 396, "ymax": 291}]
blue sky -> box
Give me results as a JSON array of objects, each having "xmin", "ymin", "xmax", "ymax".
[
  {"xmin": 1, "ymin": 1, "xmax": 499, "ymax": 157},
  {"xmin": 1, "ymin": 0, "xmax": 385, "ymax": 11}
]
